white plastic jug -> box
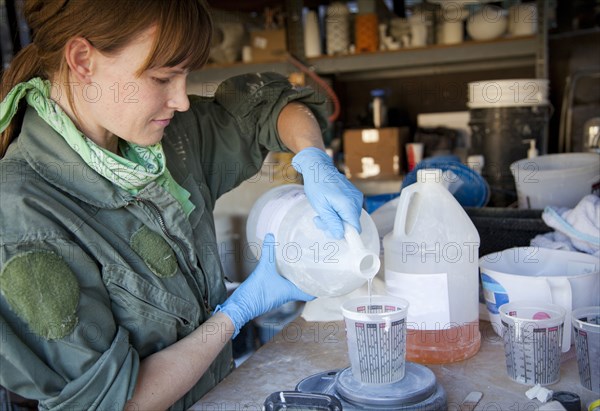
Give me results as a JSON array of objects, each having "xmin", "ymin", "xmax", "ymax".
[
  {"xmin": 246, "ymin": 184, "xmax": 381, "ymax": 297},
  {"xmin": 383, "ymin": 169, "xmax": 481, "ymax": 364}
]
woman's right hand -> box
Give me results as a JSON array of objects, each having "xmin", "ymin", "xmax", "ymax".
[{"xmin": 215, "ymin": 233, "xmax": 315, "ymax": 338}]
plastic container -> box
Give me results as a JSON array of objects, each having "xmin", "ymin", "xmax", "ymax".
[
  {"xmin": 341, "ymin": 295, "xmax": 409, "ymax": 384},
  {"xmin": 355, "ymin": 10, "xmax": 379, "ymax": 53},
  {"xmin": 304, "ymin": 10, "xmax": 322, "ymax": 58},
  {"xmin": 510, "ymin": 153, "xmax": 600, "ymax": 209},
  {"xmin": 383, "ymin": 169, "xmax": 481, "ymax": 364},
  {"xmin": 499, "ymin": 301, "xmax": 566, "ymax": 386},
  {"xmin": 246, "ymin": 184, "xmax": 381, "ymax": 297},
  {"xmin": 326, "ymin": 2, "xmax": 350, "ymax": 56},
  {"xmin": 480, "ymin": 247, "xmax": 600, "ymax": 345},
  {"xmin": 468, "ymin": 79, "xmax": 549, "ymax": 109},
  {"xmin": 369, "ymin": 89, "xmax": 388, "ymax": 128},
  {"xmin": 572, "ymin": 306, "xmax": 600, "ymax": 394},
  {"xmin": 465, "ymin": 207, "xmax": 552, "ymax": 256}
]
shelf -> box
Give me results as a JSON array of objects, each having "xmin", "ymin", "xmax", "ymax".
[
  {"xmin": 307, "ymin": 36, "xmax": 538, "ymax": 81},
  {"xmin": 187, "ymin": 59, "xmax": 294, "ymax": 92},
  {"xmin": 188, "ymin": 36, "xmax": 538, "ymax": 89}
]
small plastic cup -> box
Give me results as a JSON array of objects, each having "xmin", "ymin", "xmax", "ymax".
[
  {"xmin": 499, "ymin": 301, "xmax": 566, "ymax": 385},
  {"xmin": 341, "ymin": 295, "xmax": 409, "ymax": 384},
  {"xmin": 572, "ymin": 306, "xmax": 600, "ymax": 394}
]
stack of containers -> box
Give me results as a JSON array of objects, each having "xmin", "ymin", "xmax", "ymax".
[{"xmin": 467, "ymin": 79, "xmax": 551, "ymax": 206}]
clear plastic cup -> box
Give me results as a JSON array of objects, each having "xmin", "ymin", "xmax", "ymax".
[
  {"xmin": 341, "ymin": 295, "xmax": 409, "ymax": 384},
  {"xmin": 499, "ymin": 301, "xmax": 566, "ymax": 385},
  {"xmin": 572, "ymin": 306, "xmax": 600, "ymax": 394}
]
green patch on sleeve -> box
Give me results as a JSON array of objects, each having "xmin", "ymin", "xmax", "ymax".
[
  {"xmin": 0, "ymin": 251, "xmax": 79, "ymax": 339},
  {"xmin": 130, "ymin": 225, "xmax": 178, "ymax": 278}
]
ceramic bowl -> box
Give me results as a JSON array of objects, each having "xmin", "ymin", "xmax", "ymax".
[{"xmin": 467, "ymin": 5, "xmax": 507, "ymax": 41}]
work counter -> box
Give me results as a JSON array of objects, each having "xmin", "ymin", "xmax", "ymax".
[{"xmin": 191, "ymin": 317, "xmax": 597, "ymax": 410}]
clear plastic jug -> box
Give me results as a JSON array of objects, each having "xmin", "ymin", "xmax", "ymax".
[
  {"xmin": 246, "ymin": 184, "xmax": 381, "ymax": 297},
  {"xmin": 383, "ymin": 169, "xmax": 481, "ymax": 364}
]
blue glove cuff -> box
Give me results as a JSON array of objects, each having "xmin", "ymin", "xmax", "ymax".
[
  {"xmin": 214, "ymin": 303, "xmax": 243, "ymax": 339},
  {"xmin": 291, "ymin": 147, "xmax": 333, "ymax": 176}
]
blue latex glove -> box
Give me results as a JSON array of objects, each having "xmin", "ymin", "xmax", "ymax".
[
  {"xmin": 292, "ymin": 147, "xmax": 363, "ymax": 239},
  {"xmin": 215, "ymin": 233, "xmax": 314, "ymax": 338}
]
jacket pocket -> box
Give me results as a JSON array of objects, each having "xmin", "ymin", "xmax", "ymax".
[{"xmin": 102, "ymin": 264, "xmax": 197, "ymax": 358}]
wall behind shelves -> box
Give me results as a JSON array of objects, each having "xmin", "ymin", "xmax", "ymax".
[
  {"xmin": 548, "ymin": 29, "xmax": 600, "ymax": 153},
  {"xmin": 333, "ymin": 30, "xmax": 600, "ymax": 155},
  {"xmin": 334, "ymin": 66, "xmax": 536, "ymax": 130}
]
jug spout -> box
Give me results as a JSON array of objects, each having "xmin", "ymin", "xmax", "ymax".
[{"xmin": 344, "ymin": 223, "xmax": 381, "ymax": 279}]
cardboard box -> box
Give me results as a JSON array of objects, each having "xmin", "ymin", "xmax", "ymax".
[
  {"xmin": 343, "ymin": 127, "xmax": 410, "ymax": 179},
  {"xmin": 250, "ymin": 29, "xmax": 287, "ymax": 63}
]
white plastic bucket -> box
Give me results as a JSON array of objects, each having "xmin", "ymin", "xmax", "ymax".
[
  {"xmin": 510, "ymin": 153, "xmax": 600, "ymax": 209},
  {"xmin": 499, "ymin": 301, "xmax": 566, "ymax": 385},
  {"xmin": 341, "ymin": 295, "xmax": 409, "ymax": 384},
  {"xmin": 480, "ymin": 247, "xmax": 600, "ymax": 348},
  {"xmin": 468, "ymin": 79, "xmax": 549, "ymax": 108}
]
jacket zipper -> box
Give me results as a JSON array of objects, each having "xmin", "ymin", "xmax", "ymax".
[{"xmin": 133, "ymin": 197, "xmax": 212, "ymax": 313}]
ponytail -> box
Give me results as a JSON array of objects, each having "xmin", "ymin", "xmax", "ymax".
[{"xmin": 1, "ymin": 43, "xmax": 43, "ymax": 157}]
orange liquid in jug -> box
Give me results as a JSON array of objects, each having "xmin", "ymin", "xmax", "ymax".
[{"xmin": 406, "ymin": 321, "xmax": 481, "ymax": 364}]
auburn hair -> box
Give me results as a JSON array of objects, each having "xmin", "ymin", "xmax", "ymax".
[{"xmin": 0, "ymin": 0, "xmax": 213, "ymax": 157}]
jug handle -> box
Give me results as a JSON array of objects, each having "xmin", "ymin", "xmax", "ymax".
[
  {"xmin": 343, "ymin": 223, "xmax": 381, "ymax": 279},
  {"xmin": 546, "ymin": 277, "xmax": 573, "ymax": 352},
  {"xmin": 392, "ymin": 190, "xmax": 417, "ymax": 237}
]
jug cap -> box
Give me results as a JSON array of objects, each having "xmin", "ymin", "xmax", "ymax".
[
  {"xmin": 417, "ymin": 168, "xmax": 443, "ymax": 184},
  {"xmin": 402, "ymin": 156, "xmax": 490, "ymax": 207}
]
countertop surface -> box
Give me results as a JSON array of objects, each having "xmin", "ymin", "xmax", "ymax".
[{"xmin": 190, "ymin": 318, "xmax": 598, "ymax": 410}]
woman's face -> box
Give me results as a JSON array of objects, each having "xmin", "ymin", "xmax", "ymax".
[{"xmin": 77, "ymin": 27, "xmax": 190, "ymax": 151}]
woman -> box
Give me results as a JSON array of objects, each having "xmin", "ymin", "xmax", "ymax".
[{"xmin": 0, "ymin": 1, "xmax": 363, "ymax": 410}]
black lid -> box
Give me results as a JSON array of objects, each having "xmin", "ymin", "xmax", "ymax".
[{"xmin": 551, "ymin": 391, "xmax": 581, "ymax": 411}]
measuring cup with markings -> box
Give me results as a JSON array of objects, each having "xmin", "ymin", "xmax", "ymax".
[
  {"xmin": 341, "ymin": 295, "xmax": 409, "ymax": 385},
  {"xmin": 572, "ymin": 306, "xmax": 600, "ymax": 394},
  {"xmin": 499, "ymin": 301, "xmax": 566, "ymax": 386}
]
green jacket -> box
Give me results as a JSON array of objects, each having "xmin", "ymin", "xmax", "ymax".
[{"xmin": 0, "ymin": 72, "xmax": 327, "ymax": 410}]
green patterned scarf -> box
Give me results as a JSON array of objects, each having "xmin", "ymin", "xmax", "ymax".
[{"xmin": 0, "ymin": 77, "xmax": 195, "ymax": 215}]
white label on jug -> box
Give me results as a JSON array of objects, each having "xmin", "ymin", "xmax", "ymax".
[
  {"xmin": 385, "ymin": 270, "xmax": 451, "ymax": 328},
  {"xmin": 256, "ymin": 190, "xmax": 306, "ymax": 242}
]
